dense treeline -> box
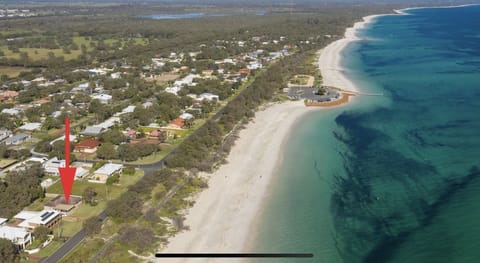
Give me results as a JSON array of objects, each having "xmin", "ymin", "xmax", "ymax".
[
  {"xmin": 0, "ymin": 5, "xmax": 395, "ymax": 69},
  {"xmin": 166, "ymin": 120, "xmax": 223, "ymax": 171},
  {"xmin": 0, "ymin": 163, "xmax": 44, "ymax": 218},
  {"xmin": 105, "ymin": 168, "xmax": 181, "ymax": 223}
]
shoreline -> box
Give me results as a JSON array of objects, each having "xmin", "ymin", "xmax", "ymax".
[
  {"xmin": 395, "ymin": 3, "xmax": 480, "ymax": 14},
  {"xmin": 156, "ymin": 12, "xmax": 380, "ymax": 262},
  {"xmin": 317, "ymin": 14, "xmax": 384, "ymax": 96},
  {"xmin": 156, "ymin": 101, "xmax": 318, "ymax": 262}
]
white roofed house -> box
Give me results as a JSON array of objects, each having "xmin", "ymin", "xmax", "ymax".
[
  {"xmin": 14, "ymin": 209, "xmax": 62, "ymax": 231},
  {"xmin": 3, "ymin": 133, "xmax": 30, "ymax": 145},
  {"xmin": 92, "ymin": 163, "xmax": 123, "ymax": 183},
  {"xmin": 90, "ymin": 94, "xmax": 112, "ymax": 104},
  {"xmin": 81, "ymin": 126, "xmax": 105, "ymax": 136},
  {"xmin": 114, "ymin": 106, "xmax": 136, "ymax": 117},
  {"xmin": 179, "ymin": 112, "xmax": 194, "ymax": 120},
  {"xmin": 18, "ymin": 122, "xmax": 42, "ymax": 132},
  {"xmin": 1, "ymin": 108, "xmax": 22, "ymax": 116},
  {"xmin": 142, "ymin": 101, "xmax": 153, "ymax": 108},
  {"xmin": 198, "ymin": 93, "xmax": 219, "ymax": 102},
  {"xmin": 43, "ymin": 157, "xmax": 65, "ymax": 175},
  {"xmin": 0, "ymin": 225, "xmax": 32, "ymax": 250},
  {"xmin": 43, "ymin": 157, "xmax": 87, "ymax": 178},
  {"xmin": 165, "ymin": 86, "xmax": 182, "ymax": 95}
]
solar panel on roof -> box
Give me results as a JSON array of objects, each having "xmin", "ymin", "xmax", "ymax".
[
  {"xmin": 42, "ymin": 212, "xmax": 55, "ymax": 222},
  {"xmin": 40, "ymin": 211, "xmax": 50, "ymax": 219}
]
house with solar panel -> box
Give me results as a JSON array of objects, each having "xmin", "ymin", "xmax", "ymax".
[{"xmin": 13, "ymin": 209, "xmax": 62, "ymax": 231}]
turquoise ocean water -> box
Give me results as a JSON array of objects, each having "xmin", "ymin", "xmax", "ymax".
[{"xmin": 253, "ymin": 5, "xmax": 480, "ymax": 263}]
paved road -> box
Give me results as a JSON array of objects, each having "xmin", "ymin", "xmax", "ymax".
[
  {"xmin": 42, "ymin": 229, "xmax": 86, "ymax": 263},
  {"xmin": 40, "ymin": 212, "xmax": 106, "ymax": 263},
  {"xmin": 39, "ymin": 86, "xmax": 251, "ymax": 262}
]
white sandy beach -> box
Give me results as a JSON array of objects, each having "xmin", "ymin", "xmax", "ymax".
[
  {"xmin": 317, "ymin": 15, "xmax": 381, "ymax": 94},
  {"xmin": 156, "ymin": 14, "xmax": 378, "ymax": 263},
  {"xmin": 155, "ymin": 101, "xmax": 316, "ymax": 262}
]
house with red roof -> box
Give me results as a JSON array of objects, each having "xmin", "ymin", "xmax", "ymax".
[{"xmin": 74, "ymin": 139, "xmax": 101, "ymax": 154}]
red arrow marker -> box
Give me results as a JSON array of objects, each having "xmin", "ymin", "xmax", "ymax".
[{"xmin": 58, "ymin": 117, "xmax": 76, "ymax": 204}]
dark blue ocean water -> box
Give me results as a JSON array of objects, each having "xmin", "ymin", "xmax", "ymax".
[{"xmin": 254, "ymin": 5, "xmax": 480, "ymax": 263}]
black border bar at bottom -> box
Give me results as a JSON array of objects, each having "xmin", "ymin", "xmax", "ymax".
[{"xmin": 155, "ymin": 253, "xmax": 314, "ymax": 258}]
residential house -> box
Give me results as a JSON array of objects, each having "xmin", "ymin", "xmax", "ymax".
[
  {"xmin": 114, "ymin": 105, "xmax": 136, "ymax": 117},
  {"xmin": 1, "ymin": 108, "xmax": 22, "ymax": 116},
  {"xmin": 110, "ymin": 72, "xmax": 122, "ymax": 79},
  {"xmin": 71, "ymin": 82, "xmax": 90, "ymax": 93},
  {"xmin": 124, "ymin": 129, "xmax": 137, "ymax": 140},
  {"xmin": 92, "ymin": 163, "xmax": 123, "ymax": 183},
  {"xmin": 43, "ymin": 157, "xmax": 86, "ymax": 178},
  {"xmin": 179, "ymin": 112, "xmax": 194, "ymax": 120},
  {"xmin": 0, "ymin": 90, "xmax": 19, "ymax": 102},
  {"xmin": 148, "ymin": 129, "xmax": 168, "ymax": 141},
  {"xmin": 43, "ymin": 157, "xmax": 65, "ymax": 175},
  {"xmin": 247, "ymin": 61, "xmax": 263, "ymax": 70},
  {"xmin": 18, "ymin": 122, "xmax": 42, "ymax": 132},
  {"xmin": 91, "ymin": 94, "xmax": 112, "ymax": 104},
  {"xmin": 81, "ymin": 126, "xmax": 105, "ymax": 136},
  {"xmin": 165, "ymin": 86, "xmax": 182, "ymax": 95},
  {"xmin": 14, "ymin": 209, "xmax": 62, "ymax": 231},
  {"xmin": 74, "ymin": 167, "xmax": 89, "ymax": 179},
  {"xmin": 74, "ymin": 139, "xmax": 101, "ymax": 154},
  {"xmin": 0, "ymin": 225, "xmax": 32, "ymax": 250},
  {"xmin": 142, "ymin": 101, "xmax": 153, "ymax": 108},
  {"xmin": 198, "ymin": 93, "xmax": 220, "ymax": 102},
  {"xmin": 167, "ymin": 118, "xmax": 185, "ymax": 129},
  {"xmin": 239, "ymin": 68, "xmax": 251, "ymax": 76},
  {"xmin": 3, "ymin": 133, "xmax": 30, "ymax": 145}
]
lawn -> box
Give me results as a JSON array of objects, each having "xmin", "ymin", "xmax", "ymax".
[
  {"xmin": 127, "ymin": 144, "xmax": 175, "ymax": 165},
  {"xmin": 60, "ymin": 220, "xmax": 84, "ymax": 237},
  {"xmin": 34, "ymin": 240, "xmax": 64, "ymax": 258},
  {"xmin": 26, "ymin": 196, "xmax": 54, "ymax": 211},
  {"xmin": 60, "ymin": 238, "xmax": 105, "ymax": 263},
  {"xmin": 47, "ymin": 170, "xmax": 144, "ymax": 203}
]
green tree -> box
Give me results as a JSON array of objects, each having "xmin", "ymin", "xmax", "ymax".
[
  {"xmin": 105, "ymin": 191, "xmax": 143, "ymax": 223},
  {"xmin": 0, "ymin": 238, "xmax": 19, "ymax": 263},
  {"xmin": 82, "ymin": 187, "xmax": 98, "ymax": 206},
  {"xmin": 33, "ymin": 226, "xmax": 51, "ymax": 243},
  {"xmin": 106, "ymin": 174, "xmax": 120, "ymax": 186},
  {"xmin": 118, "ymin": 226, "xmax": 155, "ymax": 254},
  {"xmin": 100, "ymin": 129, "xmax": 124, "ymax": 145},
  {"xmin": 117, "ymin": 144, "xmax": 138, "ymax": 162},
  {"xmin": 83, "ymin": 217, "xmax": 102, "ymax": 236},
  {"xmin": 122, "ymin": 166, "xmax": 135, "ymax": 175},
  {"xmin": 96, "ymin": 143, "xmax": 117, "ymax": 160}
]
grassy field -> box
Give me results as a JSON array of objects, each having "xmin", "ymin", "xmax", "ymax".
[
  {"xmin": 47, "ymin": 170, "xmax": 143, "ymax": 203},
  {"xmin": 0, "ymin": 36, "xmax": 148, "ymax": 62},
  {"xmin": 0, "ymin": 66, "xmax": 30, "ymax": 77},
  {"xmin": 1, "ymin": 47, "xmax": 81, "ymax": 61}
]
